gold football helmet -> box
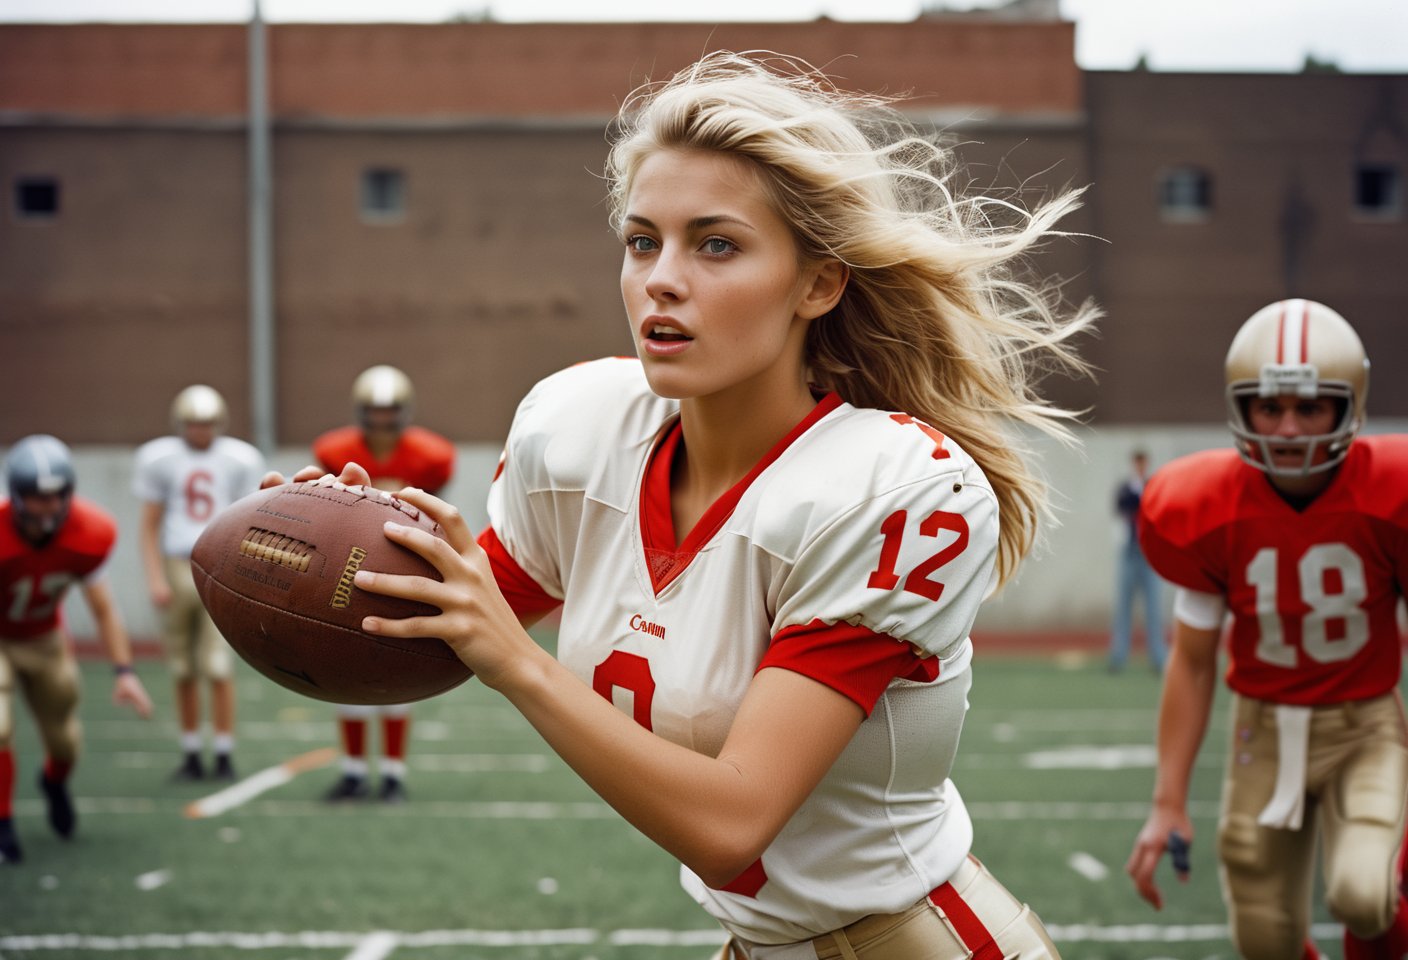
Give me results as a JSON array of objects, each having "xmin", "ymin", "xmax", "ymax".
[
  {"xmin": 351, "ymin": 365, "xmax": 414, "ymax": 431},
  {"xmin": 1225, "ymin": 299, "xmax": 1369, "ymax": 476},
  {"xmin": 170, "ymin": 385, "xmax": 228, "ymax": 428}
]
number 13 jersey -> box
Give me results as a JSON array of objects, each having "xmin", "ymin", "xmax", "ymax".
[
  {"xmin": 485, "ymin": 358, "xmax": 1001, "ymax": 943},
  {"xmin": 1139, "ymin": 436, "xmax": 1408, "ymax": 706}
]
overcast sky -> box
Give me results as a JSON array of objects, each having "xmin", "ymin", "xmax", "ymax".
[{"xmin": 1, "ymin": 0, "xmax": 1404, "ymax": 73}]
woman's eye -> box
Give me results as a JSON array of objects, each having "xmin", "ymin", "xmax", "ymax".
[
  {"xmin": 626, "ymin": 235, "xmax": 658, "ymax": 253},
  {"xmin": 703, "ymin": 237, "xmax": 735, "ymax": 256}
]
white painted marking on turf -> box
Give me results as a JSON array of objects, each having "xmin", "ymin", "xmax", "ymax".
[
  {"xmin": 184, "ymin": 747, "xmax": 337, "ymax": 819},
  {"xmin": 1067, "ymin": 851, "xmax": 1109, "ymax": 881},
  {"xmin": 1023, "ymin": 745, "xmax": 1158, "ymax": 769},
  {"xmin": 537, "ymin": 877, "xmax": 559, "ymax": 894},
  {"xmin": 609, "ymin": 929, "xmax": 731, "ymax": 946},
  {"xmin": 343, "ymin": 931, "xmax": 397, "ymax": 960},
  {"xmin": 134, "ymin": 870, "xmax": 172, "ymax": 891},
  {"xmin": 0, "ymin": 925, "xmax": 1345, "ymax": 951}
]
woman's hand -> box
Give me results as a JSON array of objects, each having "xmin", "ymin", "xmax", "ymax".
[
  {"xmin": 260, "ymin": 462, "xmax": 373, "ymax": 490},
  {"xmin": 352, "ymin": 487, "xmax": 538, "ymax": 689}
]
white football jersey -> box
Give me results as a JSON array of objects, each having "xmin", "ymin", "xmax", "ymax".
[
  {"xmin": 133, "ymin": 435, "xmax": 266, "ymax": 557},
  {"xmin": 488, "ymin": 358, "xmax": 998, "ymax": 943}
]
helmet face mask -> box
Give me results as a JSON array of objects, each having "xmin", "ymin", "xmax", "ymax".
[
  {"xmin": 1224, "ymin": 299, "xmax": 1369, "ymax": 478},
  {"xmin": 5, "ymin": 434, "xmax": 76, "ymax": 544}
]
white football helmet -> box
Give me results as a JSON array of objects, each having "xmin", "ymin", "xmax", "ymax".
[
  {"xmin": 352, "ymin": 365, "xmax": 414, "ymax": 430},
  {"xmin": 1225, "ymin": 298, "xmax": 1369, "ymax": 476},
  {"xmin": 171, "ymin": 384, "xmax": 228, "ymax": 429}
]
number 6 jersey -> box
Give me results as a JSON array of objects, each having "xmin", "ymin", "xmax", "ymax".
[
  {"xmin": 483, "ymin": 358, "xmax": 1000, "ymax": 943},
  {"xmin": 1139, "ymin": 436, "xmax": 1408, "ymax": 706}
]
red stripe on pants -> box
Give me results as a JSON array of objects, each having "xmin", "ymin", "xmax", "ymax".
[{"xmin": 929, "ymin": 881, "xmax": 1003, "ymax": 960}]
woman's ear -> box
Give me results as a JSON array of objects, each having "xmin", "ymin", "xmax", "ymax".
[{"xmin": 797, "ymin": 259, "xmax": 850, "ymax": 321}]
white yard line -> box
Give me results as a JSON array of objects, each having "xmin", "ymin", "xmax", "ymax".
[
  {"xmin": 0, "ymin": 924, "xmax": 1347, "ymax": 953},
  {"xmin": 342, "ymin": 931, "xmax": 398, "ymax": 960}
]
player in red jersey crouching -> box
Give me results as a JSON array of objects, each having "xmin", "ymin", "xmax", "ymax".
[
  {"xmin": 0, "ymin": 435, "xmax": 152, "ymax": 863},
  {"xmin": 1127, "ymin": 300, "xmax": 1408, "ymax": 960}
]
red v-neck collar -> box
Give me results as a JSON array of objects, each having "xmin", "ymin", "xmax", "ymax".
[{"xmin": 638, "ymin": 392, "xmax": 845, "ymax": 595}]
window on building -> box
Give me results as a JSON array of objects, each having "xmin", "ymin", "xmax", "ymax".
[
  {"xmin": 1354, "ymin": 164, "xmax": 1401, "ymax": 218},
  {"xmin": 361, "ymin": 167, "xmax": 406, "ymax": 222},
  {"xmin": 1158, "ymin": 166, "xmax": 1212, "ymax": 221},
  {"xmin": 14, "ymin": 177, "xmax": 60, "ymax": 219}
]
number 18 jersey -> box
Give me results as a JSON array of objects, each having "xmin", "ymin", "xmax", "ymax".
[
  {"xmin": 1139, "ymin": 436, "xmax": 1408, "ymax": 706},
  {"xmin": 485, "ymin": 358, "xmax": 1001, "ymax": 944}
]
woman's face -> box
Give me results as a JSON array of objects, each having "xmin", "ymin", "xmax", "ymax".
[{"xmin": 619, "ymin": 148, "xmax": 842, "ymax": 404}]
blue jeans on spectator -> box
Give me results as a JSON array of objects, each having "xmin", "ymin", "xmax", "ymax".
[{"xmin": 1110, "ymin": 539, "xmax": 1167, "ymax": 672}]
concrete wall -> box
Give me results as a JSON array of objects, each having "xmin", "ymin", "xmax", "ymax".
[{"xmin": 51, "ymin": 421, "xmax": 1406, "ymax": 648}]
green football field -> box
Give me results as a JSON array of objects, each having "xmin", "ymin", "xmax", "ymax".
[{"xmin": 0, "ymin": 641, "xmax": 1350, "ymax": 960}]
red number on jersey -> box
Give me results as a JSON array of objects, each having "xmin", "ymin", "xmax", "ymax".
[
  {"xmin": 889, "ymin": 413, "xmax": 951, "ymax": 460},
  {"xmin": 592, "ymin": 650, "xmax": 656, "ymax": 730},
  {"xmin": 185, "ymin": 470, "xmax": 215, "ymax": 521},
  {"xmin": 866, "ymin": 509, "xmax": 969, "ymax": 602}
]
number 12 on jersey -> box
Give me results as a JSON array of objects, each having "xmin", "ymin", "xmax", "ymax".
[{"xmin": 866, "ymin": 509, "xmax": 968, "ymax": 602}]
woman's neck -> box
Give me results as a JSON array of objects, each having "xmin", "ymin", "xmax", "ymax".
[{"xmin": 669, "ymin": 375, "xmax": 817, "ymax": 536}]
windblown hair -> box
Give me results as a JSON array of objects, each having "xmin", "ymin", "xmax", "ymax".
[{"xmin": 605, "ymin": 52, "xmax": 1098, "ymax": 587}]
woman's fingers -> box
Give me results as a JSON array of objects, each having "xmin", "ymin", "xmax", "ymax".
[
  {"xmin": 337, "ymin": 462, "xmax": 373, "ymax": 487},
  {"xmin": 259, "ymin": 470, "xmax": 287, "ymax": 490},
  {"xmin": 393, "ymin": 487, "xmax": 477, "ymax": 553}
]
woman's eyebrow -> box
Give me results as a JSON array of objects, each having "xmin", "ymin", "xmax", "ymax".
[{"xmin": 623, "ymin": 213, "xmax": 755, "ymax": 232}]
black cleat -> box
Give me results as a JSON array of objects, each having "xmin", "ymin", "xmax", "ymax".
[
  {"xmin": 38, "ymin": 773, "xmax": 76, "ymax": 839},
  {"xmin": 211, "ymin": 754, "xmax": 237, "ymax": 782},
  {"xmin": 0, "ymin": 818, "xmax": 23, "ymax": 864},
  {"xmin": 171, "ymin": 753, "xmax": 205, "ymax": 782},
  {"xmin": 323, "ymin": 774, "xmax": 370, "ymax": 803},
  {"xmin": 378, "ymin": 776, "xmax": 407, "ymax": 805}
]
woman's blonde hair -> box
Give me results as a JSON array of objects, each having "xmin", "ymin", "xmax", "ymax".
[{"xmin": 606, "ymin": 52, "xmax": 1097, "ymax": 587}]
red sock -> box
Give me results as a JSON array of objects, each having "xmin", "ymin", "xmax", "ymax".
[
  {"xmin": 43, "ymin": 757, "xmax": 73, "ymax": 783},
  {"xmin": 1302, "ymin": 940, "xmax": 1320, "ymax": 960},
  {"xmin": 0, "ymin": 749, "xmax": 14, "ymax": 818},
  {"xmin": 382, "ymin": 715, "xmax": 410, "ymax": 761},
  {"xmin": 339, "ymin": 717, "xmax": 367, "ymax": 758},
  {"xmin": 1343, "ymin": 895, "xmax": 1408, "ymax": 960},
  {"xmin": 1399, "ymin": 830, "xmax": 1408, "ymax": 896}
]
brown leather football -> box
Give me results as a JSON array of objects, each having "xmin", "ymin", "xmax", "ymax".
[{"xmin": 190, "ymin": 481, "xmax": 472, "ymax": 705}]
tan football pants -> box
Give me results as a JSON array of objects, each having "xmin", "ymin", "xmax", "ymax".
[
  {"xmin": 160, "ymin": 555, "xmax": 234, "ymax": 681},
  {"xmin": 720, "ymin": 855, "xmax": 1059, "ymax": 960},
  {"xmin": 0, "ymin": 629, "xmax": 82, "ymax": 763},
  {"xmin": 1218, "ymin": 693, "xmax": 1408, "ymax": 960}
]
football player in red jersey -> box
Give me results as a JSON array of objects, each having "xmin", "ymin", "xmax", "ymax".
[
  {"xmin": 270, "ymin": 53, "xmax": 1100, "ymax": 958},
  {"xmin": 312, "ymin": 365, "xmax": 455, "ymax": 803},
  {"xmin": 0, "ymin": 435, "xmax": 153, "ymax": 864},
  {"xmin": 1127, "ymin": 299, "xmax": 1408, "ymax": 960}
]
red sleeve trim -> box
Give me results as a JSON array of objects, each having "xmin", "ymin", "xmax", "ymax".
[
  {"xmin": 477, "ymin": 526, "xmax": 561, "ymax": 619},
  {"xmin": 761, "ymin": 619, "xmax": 938, "ymax": 716}
]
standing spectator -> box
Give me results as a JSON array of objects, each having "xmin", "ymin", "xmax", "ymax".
[
  {"xmin": 134, "ymin": 386, "xmax": 264, "ymax": 781},
  {"xmin": 312, "ymin": 364, "xmax": 455, "ymax": 803},
  {"xmin": 1, "ymin": 435, "xmax": 152, "ymax": 863},
  {"xmin": 1109, "ymin": 449, "xmax": 1167, "ymax": 673},
  {"xmin": 1127, "ymin": 299, "xmax": 1408, "ymax": 960}
]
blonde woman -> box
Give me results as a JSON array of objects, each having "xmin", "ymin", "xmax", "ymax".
[{"xmin": 275, "ymin": 52, "xmax": 1095, "ymax": 959}]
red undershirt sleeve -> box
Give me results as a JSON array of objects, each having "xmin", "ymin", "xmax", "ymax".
[
  {"xmin": 477, "ymin": 526, "xmax": 562, "ymax": 620},
  {"xmin": 760, "ymin": 619, "xmax": 939, "ymax": 716}
]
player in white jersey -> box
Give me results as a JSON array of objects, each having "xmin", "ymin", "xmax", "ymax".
[
  {"xmin": 134, "ymin": 385, "xmax": 264, "ymax": 780},
  {"xmin": 271, "ymin": 53, "xmax": 1097, "ymax": 957}
]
